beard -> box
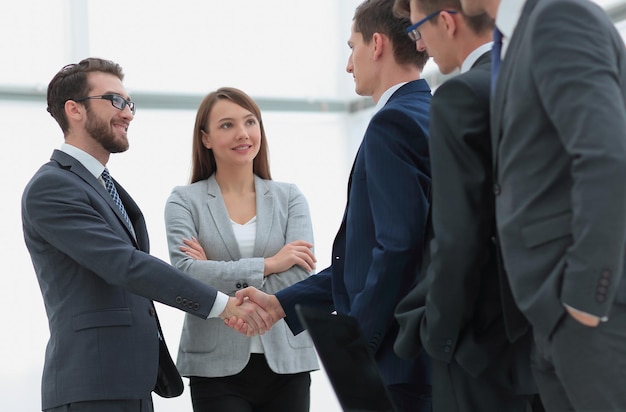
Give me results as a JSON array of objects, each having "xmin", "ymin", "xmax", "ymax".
[{"xmin": 85, "ymin": 111, "xmax": 129, "ymax": 153}]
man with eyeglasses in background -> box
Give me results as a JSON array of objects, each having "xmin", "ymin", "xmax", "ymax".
[
  {"xmin": 391, "ymin": 1, "xmax": 543, "ymax": 411},
  {"xmin": 21, "ymin": 57, "xmax": 273, "ymax": 412}
]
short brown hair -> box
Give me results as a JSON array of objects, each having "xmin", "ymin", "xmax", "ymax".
[
  {"xmin": 47, "ymin": 57, "xmax": 124, "ymax": 133},
  {"xmin": 190, "ymin": 87, "xmax": 271, "ymax": 183},
  {"xmin": 406, "ymin": 0, "xmax": 493, "ymax": 34},
  {"xmin": 354, "ymin": 0, "xmax": 429, "ymax": 70}
]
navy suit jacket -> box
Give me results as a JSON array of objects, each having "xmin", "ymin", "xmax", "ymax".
[
  {"xmin": 277, "ymin": 80, "xmax": 432, "ymax": 386},
  {"xmin": 22, "ymin": 150, "xmax": 220, "ymax": 409}
]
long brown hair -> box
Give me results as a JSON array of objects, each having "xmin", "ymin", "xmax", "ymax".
[{"xmin": 190, "ymin": 87, "xmax": 271, "ymax": 183}]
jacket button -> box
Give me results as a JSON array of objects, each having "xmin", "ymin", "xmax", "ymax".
[
  {"xmin": 243, "ymin": 283, "xmax": 249, "ymax": 288},
  {"xmin": 175, "ymin": 296, "xmax": 182, "ymax": 304},
  {"xmin": 148, "ymin": 308, "xmax": 155, "ymax": 317},
  {"xmin": 236, "ymin": 283, "xmax": 242, "ymax": 288},
  {"xmin": 193, "ymin": 303, "xmax": 200, "ymax": 311},
  {"xmin": 597, "ymin": 294, "xmax": 606, "ymax": 302},
  {"xmin": 493, "ymin": 184, "xmax": 501, "ymax": 195}
]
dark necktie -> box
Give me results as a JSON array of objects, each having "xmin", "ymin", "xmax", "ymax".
[
  {"xmin": 491, "ymin": 27, "xmax": 503, "ymax": 94},
  {"xmin": 101, "ymin": 168, "xmax": 135, "ymax": 237}
]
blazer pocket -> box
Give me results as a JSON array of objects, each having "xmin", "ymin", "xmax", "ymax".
[
  {"xmin": 72, "ymin": 308, "xmax": 133, "ymax": 331},
  {"xmin": 521, "ymin": 212, "xmax": 572, "ymax": 249}
]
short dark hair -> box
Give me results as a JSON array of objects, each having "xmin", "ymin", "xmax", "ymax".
[
  {"xmin": 407, "ymin": 0, "xmax": 494, "ymax": 34},
  {"xmin": 190, "ymin": 87, "xmax": 271, "ymax": 183},
  {"xmin": 47, "ymin": 57, "xmax": 124, "ymax": 133},
  {"xmin": 354, "ymin": 0, "xmax": 429, "ymax": 70}
]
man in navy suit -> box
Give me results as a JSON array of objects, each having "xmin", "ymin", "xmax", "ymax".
[
  {"xmin": 233, "ymin": 0, "xmax": 432, "ymax": 410},
  {"xmin": 21, "ymin": 57, "xmax": 272, "ymax": 412}
]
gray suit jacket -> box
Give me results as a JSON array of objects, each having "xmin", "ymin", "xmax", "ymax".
[
  {"xmin": 492, "ymin": 0, "xmax": 626, "ymax": 336},
  {"xmin": 22, "ymin": 150, "xmax": 219, "ymax": 409},
  {"xmin": 165, "ymin": 175, "xmax": 319, "ymax": 376},
  {"xmin": 396, "ymin": 53, "xmax": 535, "ymax": 395}
]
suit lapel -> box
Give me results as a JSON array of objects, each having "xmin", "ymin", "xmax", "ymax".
[
  {"xmin": 253, "ymin": 176, "xmax": 273, "ymax": 257},
  {"xmin": 51, "ymin": 150, "xmax": 141, "ymax": 247},
  {"xmin": 205, "ymin": 176, "xmax": 241, "ymax": 260},
  {"xmin": 491, "ymin": 0, "xmax": 538, "ymax": 168}
]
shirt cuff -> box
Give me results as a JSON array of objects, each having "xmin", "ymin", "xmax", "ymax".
[{"xmin": 207, "ymin": 291, "xmax": 229, "ymax": 319}]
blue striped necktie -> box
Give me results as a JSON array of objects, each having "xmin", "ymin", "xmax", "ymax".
[
  {"xmin": 101, "ymin": 168, "xmax": 135, "ymax": 236},
  {"xmin": 491, "ymin": 27, "xmax": 503, "ymax": 94}
]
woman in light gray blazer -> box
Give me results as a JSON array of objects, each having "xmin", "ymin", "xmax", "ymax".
[{"xmin": 164, "ymin": 87, "xmax": 319, "ymax": 412}]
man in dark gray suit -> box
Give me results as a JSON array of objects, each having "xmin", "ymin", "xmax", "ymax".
[
  {"xmin": 392, "ymin": 1, "xmax": 541, "ymax": 411},
  {"xmin": 459, "ymin": 0, "xmax": 626, "ymax": 409},
  {"xmin": 21, "ymin": 58, "xmax": 272, "ymax": 412}
]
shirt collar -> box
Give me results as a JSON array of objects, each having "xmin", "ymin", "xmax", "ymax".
[
  {"xmin": 496, "ymin": 0, "xmax": 527, "ymax": 57},
  {"xmin": 374, "ymin": 82, "xmax": 408, "ymax": 113},
  {"xmin": 60, "ymin": 143, "xmax": 106, "ymax": 179},
  {"xmin": 461, "ymin": 42, "xmax": 494, "ymax": 73}
]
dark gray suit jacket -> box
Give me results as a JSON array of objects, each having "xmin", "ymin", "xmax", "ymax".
[
  {"xmin": 395, "ymin": 53, "xmax": 535, "ymax": 394},
  {"xmin": 22, "ymin": 150, "xmax": 220, "ymax": 409},
  {"xmin": 492, "ymin": 0, "xmax": 626, "ymax": 337}
]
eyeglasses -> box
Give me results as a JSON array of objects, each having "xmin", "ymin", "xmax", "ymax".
[
  {"xmin": 73, "ymin": 94, "xmax": 136, "ymax": 115},
  {"xmin": 406, "ymin": 10, "xmax": 458, "ymax": 42}
]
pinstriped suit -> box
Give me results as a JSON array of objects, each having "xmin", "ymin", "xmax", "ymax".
[{"xmin": 275, "ymin": 80, "xmax": 432, "ymax": 404}]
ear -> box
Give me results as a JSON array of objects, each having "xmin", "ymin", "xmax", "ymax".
[
  {"xmin": 64, "ymin": 99, "xmax": 84, "ymax": 122},
  {"xmin": 201, "ymin": 130, "xmax": 212, "ymax": 149},
  {"xmin": 440, "ymin": 11, "xmax": 458, "ymax": 38},
  {"xmin": 371, "ymin": 32, "xmax": 385, "ymax": 60}
]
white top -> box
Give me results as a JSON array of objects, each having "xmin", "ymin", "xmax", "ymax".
[{"xmin": 231, "ymin": 216, "xmax": 265, "ymax": 353}]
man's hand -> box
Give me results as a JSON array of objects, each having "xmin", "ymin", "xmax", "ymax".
[
  {"xmin": 224, "ymin": 287, "xmax": 286, "ymax": 330},
  {"xmin": 565, "ymin": 305, "xmax": 601, "ymax": 327},
  {"xmin": 220, "ymin": 296, "xmax": 274, "ymax": 336}
]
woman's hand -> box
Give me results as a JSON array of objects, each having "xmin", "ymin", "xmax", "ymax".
[
  {"xmin": 180, "ymin": 237, "xmax": 208, "ymax": 260},
  {"xmin": 264, "ymin": 240, "xmax": 316, "ymax": 276}
]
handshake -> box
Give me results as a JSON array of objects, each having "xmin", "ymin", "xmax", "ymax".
[{"xmin": 219, "ymin": 287, "xmax": 286, "ymax": 336}]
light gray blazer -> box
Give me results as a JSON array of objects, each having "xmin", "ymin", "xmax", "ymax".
[{"xmin": 164, "ymin": 175, "xmax": 319, "ymax": 377}]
